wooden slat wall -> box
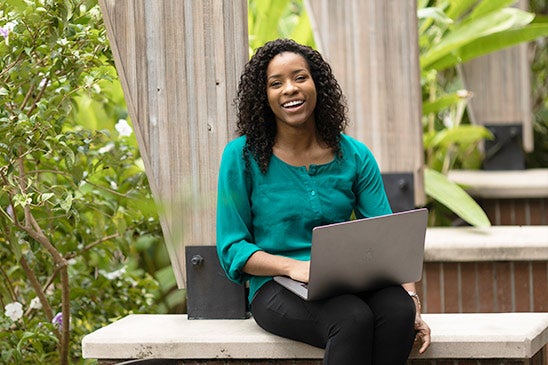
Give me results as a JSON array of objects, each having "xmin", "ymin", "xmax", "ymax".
[
  {"xmin": 98, "ymin": 0, "xmax": 248, "ymax": 288},
  {"xmin": 420, "ymin": 261, "xmax": 548, "ymax": 314},
  {"xmin": 460, "ymin": 0, "xmax": 533, "ymax": 152},
  {"xmin": 305, "ymin": 0, "xmax": 425, "ymax": 206}
]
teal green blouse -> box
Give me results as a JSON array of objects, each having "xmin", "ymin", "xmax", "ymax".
[{"xmin": 216, "ymin": 134, "xmax": 392, "ymax": 303}]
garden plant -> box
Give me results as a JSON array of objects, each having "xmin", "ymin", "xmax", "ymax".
[{"xmin": 1, "ymin": 0, "xmax": 547, "ymax": 364}]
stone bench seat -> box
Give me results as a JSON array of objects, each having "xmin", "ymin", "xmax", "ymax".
[{"xmin": 82, "ymin": 312, "xmax": 548, "ymax": 362}]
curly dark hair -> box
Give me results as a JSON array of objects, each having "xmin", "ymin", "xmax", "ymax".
[{"xmin": 235, "ymin": 38, "xmax": 348, "ymax": 173}]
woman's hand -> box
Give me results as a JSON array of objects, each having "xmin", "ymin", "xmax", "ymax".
[
  {"xmin": 287, "ymin": 260, "xmax": 310, "ymax": 283},
  {"xmin": 414, "ymin": 313, "xmax": 431, "ymax": 354}
]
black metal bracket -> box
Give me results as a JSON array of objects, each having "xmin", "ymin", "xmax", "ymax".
[
  {"xmin": 381, "ymin": 172, "xmax": 415, "ymax": 213},
  {"xmin": 185, "ymin": 245, "xmax": 249, "ymax": 319},
  {"xmin": 483, "ymin": 124, "xmax": 525, "ymax": 170}
]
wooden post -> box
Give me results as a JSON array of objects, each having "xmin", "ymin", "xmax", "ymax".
[
  {"xmin": 460, "ymin": 0, "xmax": 532, "ymax": 169},
  {"xmin": 305, "ymin": 0, "xmax": 425, "ymax": 209},
  {"xmin": 98, "ymin": 0, "xmax": 248, "ymax": 288}
]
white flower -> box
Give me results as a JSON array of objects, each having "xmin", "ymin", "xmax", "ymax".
[
  {"xmin": 98, "ymin": 142, "xmax": 114, "ymax": 154},
  {"xmin": 115, "ymin": 119, "xmax": 132, "ymax": 137},
  {"xmin": 5, "ymin": 302, "xmax": 23, "ymax": 321},
  {"xmin": 30, "ymin": 297, "xmax": 42, "ymax": 310},
  {"xmin": 100, "ymin": 266, "xmax": 127, "ymax": 280},
  {"xmin": 6, "ymin": 204, "xmax": 14, "ymax": 218},
  {"xmin": 456, "ymin": 89, "xmax": 473, "ymax": 99}
]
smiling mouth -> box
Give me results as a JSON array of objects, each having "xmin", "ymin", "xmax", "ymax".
[{"xmin": 282, "ymin": 100, "xmax": 305, "ymax": 108}]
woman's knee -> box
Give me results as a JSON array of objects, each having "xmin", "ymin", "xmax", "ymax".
[
  {"xmin": 369, "ymin": 286, "xmax": 416, "ymax": 327},
  {"xmin": 325, "ymin": 295, "xmax": 375, "ymax": 337}
]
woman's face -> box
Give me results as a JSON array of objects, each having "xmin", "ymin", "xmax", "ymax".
[{"xmin": 265, "ymin": 52, "xmax": 317, "ymax": 130}]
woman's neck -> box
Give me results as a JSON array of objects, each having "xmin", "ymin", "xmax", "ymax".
[{"xmin": 273, "ymin": 128, "xmax": 333, "ymax": 168}]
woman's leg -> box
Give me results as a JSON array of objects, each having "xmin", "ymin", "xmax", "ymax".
[
  {"xmin": 251, "ymin": 280, "xmax": 375, "ymax": 365},
  {"xmin": 360, "ymin": 285, "xmax": 417, "ymax": 364}
]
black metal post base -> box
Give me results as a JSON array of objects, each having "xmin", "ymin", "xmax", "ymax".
[{"xmin": 185, "ymin": 245, "xmax": 248, "ymax": 319}]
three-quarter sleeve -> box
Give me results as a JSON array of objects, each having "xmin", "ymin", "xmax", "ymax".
[
  {"xmin": 351, "ymin": 140, "xmax": 393, "ymax": 218},
  {"xmin": 216, "ymin": 139, "xmax": 262, "ymax": 285}
]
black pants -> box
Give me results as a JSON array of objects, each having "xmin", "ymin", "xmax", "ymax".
[{"xmin": 251, "ymin": 281, "xmax": 416, "ymax": 365}]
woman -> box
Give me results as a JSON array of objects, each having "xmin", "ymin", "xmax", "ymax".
[{"xmin": 216, "ymin": 38, "xmax": 430, "ymax": 364}]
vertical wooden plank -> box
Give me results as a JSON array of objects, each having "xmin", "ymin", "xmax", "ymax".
[
  {"xmin": 424, "ymin": 263, "xmax": 443, "ymax": 313},
  {"xmin": 98, "ymin": 0, "xmax": 248, "ymax": 288},
  {"xmin": 530, "ymin": 199, "xmax": 547, "ymax": 225},
  {"xmin": 532, "ymin": 262, "xmax": 548, "ymax": 312},
  {"xmin": 461, "ymin": 0, "xmax": 533, "ymax": 153},
  {"xmin": 477, "ymin": 263, "xmax": 495, "ymax": 312},
  {"xmin": 498, "ymin": 200, "xmax": 514, "ymax": 225},
  {"xmin": 460, "ymin": 262, "xmax": 477, "ymax": 313},
  {"xmin": 514, "ymin": 262, "xmax": 533, "ymax": 311},
  {"xmin": 443, "ymin": 263, "xmax": 460, "ymax": 313},
  {"xmin": 306, "ymin": 0, "xmax": 425, "ymax": 206},
  {"xmin": 495, "ymin": 262, "xmax": 513, "ymax": 312}
]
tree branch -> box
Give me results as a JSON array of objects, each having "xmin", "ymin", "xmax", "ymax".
[
  {"xmin": 0, "ymin": 265, "xmax": 18, "ymax": 303},
  {"xmin": 19, "ymin": 255, "xmax": 61, "ymax": 339},
  {"xmin": 15, "ymin": 152, "xmax": 69, "ymax": 365}
]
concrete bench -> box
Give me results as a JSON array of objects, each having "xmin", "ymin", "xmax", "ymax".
[
  {"xmin": 82, "ymin": 312, "xmax": 548, "ymax": 364},
  {"xmin": 447, "ymin": 169, "xmax": 548, "ymax": 199}
]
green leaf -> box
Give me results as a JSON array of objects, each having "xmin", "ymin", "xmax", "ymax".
[
  {"xmin": 8, "ymin": 238, "xmax": 22, "ymax": 262},
  {"xmin": 424, "ymin": 168, "xmax": 491, "ymax": 227},
  {"xmin": 427, "ymin": 23, "xmax": 548, "ymax": 71},
  {"xmin": 430, "ymin": 125, "xmax": 493, "ymax": 149},
  {"xmin": 60, "ymin": 192, "xmax": 73, "ymax": 212},
  {"xmin": 457, "ymin": 22, "xmax": 548, "ymax": 63},
  {"xmin": 467, "ymin": 0, "xmax": 516, "ymax": 21},
  {"xmin": 446, "ymin": 0, "xmax": 477, "ymax": 20},
  {"xmin": 421, "ymin": 8, "xmax": 534, "ymax": 70},
  {"xmin": 422, "ymin": 93, "xmax": 461, "ymax": 115},
  {"xmin": 418, "ymin": 7, "xmax": 454, "ymax": 25}
]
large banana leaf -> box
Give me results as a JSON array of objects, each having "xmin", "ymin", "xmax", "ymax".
[
  {"xmin": 427, "ymin": 22, "xmax": 548, "ymax": 71},
  {"xmin": 421, "ymin": 7, "xmax": 536, "ymax": 70},
  {"xmin": 424, "ymin": 168, "xmax": 491, "ymax": 227}
]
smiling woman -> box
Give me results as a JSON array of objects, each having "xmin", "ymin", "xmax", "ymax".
[
  {"xmin": 216, "ymin": 39, "xmax": 431, "ymax": 365},
  {"xmin": 266, "ymin": 52, "xmax": 317, "ymax": 133}
]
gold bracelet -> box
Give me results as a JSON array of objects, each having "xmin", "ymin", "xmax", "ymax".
[{"xmin": 407, "ymin": 291, "xmax": 422, "ymax": 311}]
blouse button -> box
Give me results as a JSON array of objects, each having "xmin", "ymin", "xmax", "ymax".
[{"xmin": 310, "ymin": 190, "xmax": 316, "ymax": 196}]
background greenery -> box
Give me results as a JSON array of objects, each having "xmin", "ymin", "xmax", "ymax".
[{"xmin": 0, "ymin": 0, "xmax": 546, "ymax": 363}]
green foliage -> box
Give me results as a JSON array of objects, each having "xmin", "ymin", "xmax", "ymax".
[
  {"xmin": 0, "ymin": 0, "xmax": 166, "ymax": 363},
  {"xmin": 418, "ymin": 0, "xmax": 548, "ymax": 226},
  {"xmin": 248, "ymin": 0, "xmax": 315, "ymax": 54}
]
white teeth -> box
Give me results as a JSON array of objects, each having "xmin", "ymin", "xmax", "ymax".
[{"xmin": 283, "ymin": 100, "xmax": 304, "ymax": 108}]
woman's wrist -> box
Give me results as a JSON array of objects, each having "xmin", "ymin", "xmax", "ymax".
[{"xmin": 407, "ymin": 291, "xmax": 422, "ymax": 312}]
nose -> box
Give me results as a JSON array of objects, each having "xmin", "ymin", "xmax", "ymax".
[{"xmin": 282, "ymin": 80, "xmax": 298, "ymax": 95}]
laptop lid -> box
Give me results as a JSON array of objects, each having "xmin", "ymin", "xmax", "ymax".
[{"xmin": 275, "ymin": 208, "xmax": 427, "ymax": 301}]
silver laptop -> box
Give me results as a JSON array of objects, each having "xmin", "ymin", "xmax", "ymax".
[{"xmin": 273, "ymin": 208, "xmax": 428, "ymax": 301}]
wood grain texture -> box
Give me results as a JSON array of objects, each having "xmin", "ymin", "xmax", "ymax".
[
  {"xmin": 306, "ymin": 0, "xmax": 425, "ymax": 205},
  {"xmin": 460, "ymin": 0, "xmax": 533, "ymax": 152},
  {"xmin": 99, "ymin": 0, "xmax": 248, "ymax": 288}
]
